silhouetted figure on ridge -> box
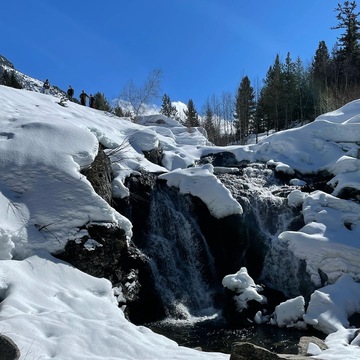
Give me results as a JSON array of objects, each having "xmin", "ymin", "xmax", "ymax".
[
  {"xmin": 67, "ymin": 86, "xmax": 74, "ymax": 100},
  {"xmin": 43, "ymin": 79, "xmax": 50, "ymax": 94},
  {"xmin": 89, "ymin": 94, "xmax": 95, "ymax": 108},
  {"xmin": 79, "ymin": 90, "xmax": 89, "ymax": 106}
]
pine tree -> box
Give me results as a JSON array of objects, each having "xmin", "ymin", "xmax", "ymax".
[
  {"xmin": 283, "ymin": 52, "xmax": 297, "ymax": 128},
  {"xmin": 261, "ymin": 54, "xmax": 284, "ymax": 131},
  {"xmin": 1, "ymin": 70, "xmax": 22, "ymax": 89},
  {"xmin": 332, "ymin": 1, "xmax": 360, "ymax": 86},
  {"xmin": 234, "ymin": 76, "xmax": 256, "ymax": 144},
  {"xmin": 202, "ymin": 100, "xmax": 217, "ymax": 143},
  {"xmin": 294, "ymin": 57, "xmax": 313, "ymax": 122},
  {"xmin": 184, "ymin": 99, "xmax": 200, "ymax": 127},
  {"xmin": 94, "ymin": 92, "xmax": 112, "ymax": 111},
  {"xmin": 113, "ymin": 105, "xmax": 125, "ymax": 117},
  {"xmin": 160, "ymin": 94, "xmax": 178, "ymax": 118},
  {"xmin": 1, "ymin": 70, "xmax": 9, "ymax": 85},
  {"xmin": 311, "ymin": 41, "xmax": 331, "ymax": 114}
]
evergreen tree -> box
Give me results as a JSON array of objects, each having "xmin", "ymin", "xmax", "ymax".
[
  {"xmin": 113, "ymin": 105, "xmax": 125, "ymax": 117},
  {"xmin": 160, "ymin": 94, "xmax": 178, "ymax": 118},
  {"xmin": 332, "ymin": 1, "xmax": 360, "ymax": 86},
  {"xmin": 282, "ymin": 52, "xmax": 297, "ymax": 128},
  {"xmin": 294, "ymin": 57, "xmax": 313, "ymax": 122},
  {"xmin": 258, "ymin": 54, "xmax": 284, "ymax": 131},
  {"xmin": 184, "ymin": 99, "xmax": 200, "ymax": 127},
  {"xmin": 234, "ymin": 76, "xmax": 256, "ymax": 144},
  {"xmin": 311, "ymin": 41, "xmax": 331, "ymax": 114},
  {"xmin": 1, "ymin": 70, "xmax": 22, "ymax": 89},
  {"xmin": 1, "ymin": 70, "xmax": 9, "ymax": 85},
  {"xmin": 94, "ymin": 92, "xmax": 112, "ymax": 111},
  {"xmin": 202, "ymin": 100, "xmax": 217, "ymax": 143}
]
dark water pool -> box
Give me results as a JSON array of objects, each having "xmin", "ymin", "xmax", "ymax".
[{"xmin": 147, "ymin": 319, "xmax": 325, "ymax": 354}]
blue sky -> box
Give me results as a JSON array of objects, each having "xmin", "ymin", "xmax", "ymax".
[{"xmin": 1, "ymin": 0, "xmax": 342, "ymax": 111}]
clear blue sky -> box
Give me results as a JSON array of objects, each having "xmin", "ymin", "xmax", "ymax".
[{"xmin": 1, "ymin": 0, "xmax": 342, "ymax": 111}]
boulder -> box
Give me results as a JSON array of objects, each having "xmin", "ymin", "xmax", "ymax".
[
  {"xmin": 297, "ymin": 336, "xmax": 327, "ymax": 356},
  {"xmin": 0, "ymin": 335, "xmax": 20, "ymax": 360},
  {"xmin": 230, "ymin": 342, "xmax": 280, "ymax": 360}
]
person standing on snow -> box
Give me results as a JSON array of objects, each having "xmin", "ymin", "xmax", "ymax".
[
  {"xmin": 79, "ymin": 90, "xmax": 89, "ymax": 106},
  {"xmin": 67, "ymin": 85, "xmax": 74, "ymax": 100},
  {"xmin": 43, "ymin": 79, "xmax": 50, "ymax": 94},
  {"xmin": 89, "ymin": 94, "xmax": 95, "ymax": 108}
]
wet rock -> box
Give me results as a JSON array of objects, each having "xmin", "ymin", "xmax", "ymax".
[
  {"xmin": 230, "ymin": 342, "xmax": 281, "ymax": 360},
  {"xmin": 230, "ymin": 341, "xmax": 314, "ymax": 360}
]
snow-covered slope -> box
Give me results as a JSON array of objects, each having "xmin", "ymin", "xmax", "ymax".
[{"xmin": 0, "ymin": 84, "xmax": 360, "ymax": 359}]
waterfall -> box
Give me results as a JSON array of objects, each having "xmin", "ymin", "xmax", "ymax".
[
  {"xmin": 216, "ymin": 163, "xmax": 308, "ymax": 294},
  {"xmin": 138, "ymin": 184, "xmax": 219, "ymax": 319},
  {"xmin": 121, "ymin": 164, "xmax": 311, "ymax": 322}
]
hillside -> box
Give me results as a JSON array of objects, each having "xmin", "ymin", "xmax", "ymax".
[{"xmin": 0, "ymin": 69, "xmax": 359, "ymax": 359}]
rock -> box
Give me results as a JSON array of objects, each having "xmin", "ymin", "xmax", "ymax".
[
  {"xmin": 199, "ymin": 152, "xmax": 248, "ymax": 167},
  {"xmin": 230, "ymin": 342, "xmax": 280, "ymax": 360},
  {"xmin": 0, "ymin": 335, "xmax": 20, "ymax": 360},
  {"xmin": 0, "ymin": 55, "xmax": 15, "ymax": 69},
  {"xmin": 55, "ymin": 221, "xmax": 166, "ymax": 324},
  {"xmin": 81, "ymin": 144, "xmax": 113, "ymax": 205},
  {"xmin": 143, "ymin": 147, "xmax": 163, "ymax": 166},
  {"xmin": 230, "ymin": 339, "xmax": 327, "ymax": 360},
  {"xmin": 297, "ymin": 336, "xmax": 327, "ymax": 355}
]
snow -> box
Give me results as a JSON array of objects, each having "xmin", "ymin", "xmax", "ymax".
[
  {"xmin": 222, "ymin": 267, "xmax": 266, "ymax": 311},
  {"xmin": 0, "ymin": 255, "xmax": 226, "ymax": 360},
  {"xmin": 0, "ymin": 85, "xmax": 360, "ymax": 358},
  {"xmin": 273, "ymin": 296, "xmax": 305, "ymax": 328},
  {"xmin": 159, "ymin": 164, "xmax": 243, "ymax": 218},
  {"xmin": 0, "ymin": 86, "xmax": 228, "ymax": 360}
]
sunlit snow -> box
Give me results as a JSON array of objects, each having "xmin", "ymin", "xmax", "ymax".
[{"xmin": 0, "ymin": 85, "xmax": 360, "ymax": 358}]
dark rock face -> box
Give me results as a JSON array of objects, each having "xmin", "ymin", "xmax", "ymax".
[
  {"xmin": 54, "ymin": 222, "xmax": 165, "ymax": 323},
  {"xmin": 199, "ymin": 152, "xmax": 249, "ymax": 168},
  {"xmin": 59, "ymin": 151, "xmax": 165, "ymax": 323},
  {"xmin": 195, "ymin": 202, "xmax": 268, "ymax": 281},
  {"xmin": 222, "ymin": 286, "xmax": 287, "ymax": 327},
  {"xmin": 0, "ymin": 335, "xmax": 20, "ymax": 360},
  {"xmin": 143, "ymin": 147, "xmax": 163, "ymax": 166},
  {"xmin": 81, "ymin": 144, "xmax": 113, "ymax": 205}
]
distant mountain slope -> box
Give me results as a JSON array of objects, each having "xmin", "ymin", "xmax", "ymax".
[{"xmin": 0, "ymin": 54, "xmax": 65, "ymax": 97}]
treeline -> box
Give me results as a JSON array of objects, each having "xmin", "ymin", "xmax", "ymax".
[{"xmin": 163, "ymin": 1, "xmax": 360, "ymax": 145}]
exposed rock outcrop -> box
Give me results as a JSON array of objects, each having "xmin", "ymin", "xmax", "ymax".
[
  {"xmin": 54, "ymin": 222, "xmax": 166, "ymax": 323},
  {"xmin": 0, "ymin": 335, "xmax": 20, "ymax": 360},
  {"xmin": 230, "ymin": 336, "xmax": 328, "ymax": 360},
  {"xmin": 81, "ymin": 144, "xmax": 113, "ymax": 205}
]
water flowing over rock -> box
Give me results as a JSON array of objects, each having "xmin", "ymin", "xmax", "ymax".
[
  {"xmin": 114, "ymin": 166, "xmax": 287, "ymax": 321},
  {"xmin": 60, "ymin": 144, "xmax": 334, "ymax": 326},
  {"xmin": 214, "ymin": 162, "xmax": 318, "ymax": 299},
  {"xmin": 115, "ymin": 173, "xmax": 221, "ymax": 319}
]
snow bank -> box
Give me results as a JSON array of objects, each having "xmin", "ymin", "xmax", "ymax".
[{"xmin": 159, "ymin": 164, "xmax": 243, "ymax": 218}]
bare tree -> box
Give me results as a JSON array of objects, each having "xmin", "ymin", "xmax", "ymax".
[{"xmin": 120, "ymin": 69, "xmax": 162, "ymax": 119}]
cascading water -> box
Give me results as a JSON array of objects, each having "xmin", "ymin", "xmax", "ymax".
[
  {"xmin": 217, "ymin": 163, "xmax": 297, "ymax": 238},
  {"xmin": 216, "ymin": 163, "xmax": 315, "ymax": 297},
  {"xmin": 122, "ymin": 165, "xmax": 319, "ymax": 353},
  {"xmin": 136, "ymin": 183, "xmax": 219, "ymax": 319}
]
